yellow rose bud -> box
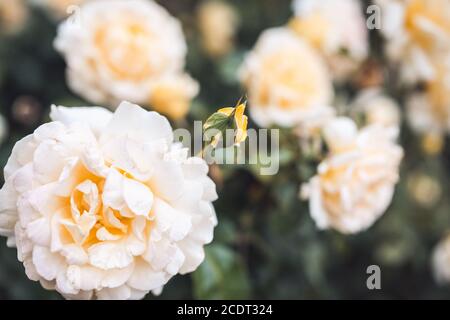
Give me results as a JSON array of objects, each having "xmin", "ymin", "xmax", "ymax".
[
  {"xmin": 217, "ymin": 103, "xmax": 248, "ymax": 145},
  {"xmin": 204, "ymin": 101, "xmax": 248, "ymax": 148}
]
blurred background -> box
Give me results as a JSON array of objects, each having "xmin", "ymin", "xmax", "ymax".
[{"xmin": 1, "ymin": 0, "xmax": 450, "ymax": 299}]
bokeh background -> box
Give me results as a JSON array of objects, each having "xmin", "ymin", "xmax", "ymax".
[{"xmin": 1, "ymin": 0, "xmax": 450, "ymax": 299}]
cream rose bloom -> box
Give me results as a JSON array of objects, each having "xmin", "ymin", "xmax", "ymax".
[
  {"xmin": 54, "ymin": 0, "xmax": 199, "ymax": 120},
  {"xmin": 351, "ymin": 88, "xmax": 401, "ymax": 130},
  {"xmin": 376, "ymin": 0, "xmax": 450, "ymax": 84},
  {"xmin": 432, "ymin": 234, "xmax": 450, "ymax": 285},
  {"xmin": 290, "ymin": 0, "xmax": 368, "ymax": 81},
  {"xmin": 302, "ymin": 117, "xmax": 403, "ymax": 234},
  {"xmin": 239, "ymin": 27, "xmax": 334, "ymax": 127},
  {"xmin": 407, "ymin": 61, "xmax": 450, "ymax": 135},
  {"xmin": 0, "ymin": 101, "xmax": 217, "ymax": 300},
  {"xmin": 197, "ymin": 0, "xmax": 239, "ymax": 58}
]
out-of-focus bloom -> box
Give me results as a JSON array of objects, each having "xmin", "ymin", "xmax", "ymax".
[
  {"xmin": 421, "ymin": 132, "xmax": 444, "ymax": 156},
  {"xmin": 351, "ymin": 88, "xmax": 401, "ymax": 130},
  {"xmin": 32, "ymin": 0, "xmax": 88, "ymax": 19},
  {"xmin": 302, "ymin": 117, "xmax": 403, "ymax": 234},
  {"xmin": 407, "ymin": 62, "xmax": 450, "ymax": 135},
  {"xmin": 0, "ymin": 0, "xmax": 28, "ymax": 34},
  {"xmin": 0, "ymin": 101, "xmax": 217, "ymax": 300},
  {"xmin": 290, "ymin": 0, "xmax": 368, "ymax": 81},
  {"xmin": 294, "ymin": 108, "xmax": 335, "ymax": 160},
  {"xmin": 197, "ymin": 0, "xmax": 239, "ymax": 58},
  {"xmin": 12, "ymin": 96, "xmax": 42, "ymax": 126},
  {"xmin": 239, "ymin": 27, "xmax": 333, "ymax": 128},
  {"xmin": 204, "ymin": 102, "xmax": 248, "ymax": 148},
  {"xmin": 432, "ymin": 234, "xmax": 450, "ymax": 285},
  {"xmin": 293, "ymin": 106, "xmax": 335, "ymax": 141},
  {"xmin": 407, "ymin": 172, "xmax": 441, "ymax": 208},
  {"xmin": 54, "ymin": 0, "xmax": 199, "ymax": 120},
  {"xmin": 148, "ymin": 74, "xmax": 199, "ymax": 120},
  {"xmin": 376, "ymin": 0, "xmax": 450, "ymax": 84}
]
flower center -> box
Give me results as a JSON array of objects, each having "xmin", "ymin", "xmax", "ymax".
[
  {"xmin": 60, "ymin": 163, "xmax": 152, "ymax": 249},
  {"xmin": 94, "ymin": 20, "xmax": 165, "ymax": 81},
  {"xmin": 258, "ymin": 51, "xmax": 321, "ymax": 109}
]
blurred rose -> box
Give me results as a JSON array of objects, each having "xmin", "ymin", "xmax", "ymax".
[
  {"xmin": 407, "ymin": 62, "xmax": 450, "ymax": 135},
  {"xmin": 294, "ymin": 106, "xmax": 335, "ymax": 140},
  {"xmin": 376, "ymin": 0, "xmax": 450, "ymax": 84},
  {"xmin": 302, "ymin": 117, "xmax": 403, "ymax": 234},
  {"xmin": 54, "ymin": 0, "xmax": 198, "ymax": 120},
  {"xmin": 351, "ymin": 88, "xmax": 401, "ymax": 130},
  {"xmin": 12, "ymin": 96, "xmax": 42, "ymax": 126},
  {"xmin": 407, "ymin": 172, "xmax": 441, "ymax": 208},
  {"xmin": 290, "ymin": 0, "xmax": 368, "ymax": 81},
  {"xmin": 0, "ymin": 0, "xmax": 28, "ymax": 34},
  {"xmin": 149, "ymin": 74, "xmax": 199, "ymax": 121},
  {"xmin": 421, "ymin": 132, "xmax": 444, "ymax": 156},
  {"xmin": 432, "ymin": 234, "xmax": 450, "ymax": 285},
  {"xmin": 239, "ymin": 27, "xmax": 333, "ymax": 127},
  {"xmin": 0, "ymin": 101, "xmax": 217, "ymax": 299},
  {"xmin": 197, "ymin": 0, "xmax": 239, "ymax": 58}
]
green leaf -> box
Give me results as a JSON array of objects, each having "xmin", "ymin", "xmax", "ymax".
[
  {"xmin": 203, "ymin": 112, "xmax": 232, "ymax": 145},
  {"xmin": 204, "ymin": 112, "xmax": 231, "ymax": 131},
  {"xmin": 192, "ymin": 244, "xmax": 250, "ymax": 299}
]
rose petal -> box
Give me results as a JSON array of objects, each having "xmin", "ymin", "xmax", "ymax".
[
  {"xmin": 88, "ymin": 241, "xmax": 133, "ymax": 270},
  {"xmin": 50, "ymin": 105, "xmax": 112, "ymax": 136},
  {"xmin": 127, "ymin": 259, "xmax": 167, "ymax": 291},
  {"xmin": 100, "ymin": 101, "xmax": 173, "ymax": 146},
  {"xmin": 32, "ymin": 245, "xmax": 66, "ymax": 281},
  {"xmin": 123, "ymin": 178, "xmax": 153, "ymax": 216}
]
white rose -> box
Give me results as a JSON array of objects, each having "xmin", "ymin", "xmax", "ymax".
[
  {"xmin": 290, "ymin": 0, "xmax": 369, "ymax": 81},
  {"xmin": 376, "ymin": 0, "xmax": 450, "ymax": 84},
  {"xmin": 351, "ymin": 88, "xmax": 401, "ymax": 130},
  {"xmin": 432, "ymin": 234, "xmax": 450, "ymax": 285},
  {"xmin": 54, "ymin": 0, "xmax": 199, "ymax": 120},
  {"xmin": 302, "ymin": 117, "xmax": 403, "ymax": 234},
  {"xmin": 239, "ymin": 27, "xmax": 334, "ymax": 128},
  {"xmin": 0, "ymin": 101, "xmax": 218, "ymax": 300}
]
